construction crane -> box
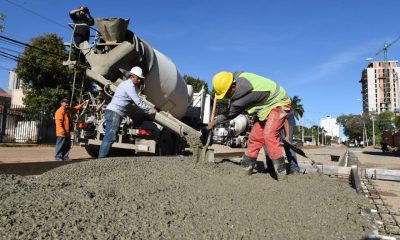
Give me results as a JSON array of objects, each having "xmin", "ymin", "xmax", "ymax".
[{"xmin": 375, "ymin": 36, "xmax": 400, "ymax": 111}]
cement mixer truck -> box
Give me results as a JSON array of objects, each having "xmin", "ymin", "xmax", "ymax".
[
  {"xmin": 64, "ymin": 18, "xmax": 212, "ymax": 157},
  {"xmin": 212, "ymin": 114, "xmax": 251, "ymax": 148}
]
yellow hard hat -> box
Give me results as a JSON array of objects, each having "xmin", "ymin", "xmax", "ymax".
[{"xmin": 212, "ymin": 71, "xmax": 234, "ymax": 99}]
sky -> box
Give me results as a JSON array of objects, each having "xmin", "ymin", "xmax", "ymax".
[{"xmin": 2, "ymin": 0, "xmax": 400, "ymax": 131}]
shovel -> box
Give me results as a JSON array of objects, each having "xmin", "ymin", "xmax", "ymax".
[
  {"xmin": 281, "ymin": 139, "xmax": 316, "ymax": 165},
  {"xmin": 197, "ymin": 95, "xmax": 218, "ymax": 162}
]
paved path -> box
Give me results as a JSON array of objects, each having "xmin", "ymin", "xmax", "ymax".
[
  {"xmin": 350, "ymin": 147, "xmax": 400, "ymax": 221},
  {"xmin": 0, "ymin": 145, "xmax": 92, "ymax": 163}
]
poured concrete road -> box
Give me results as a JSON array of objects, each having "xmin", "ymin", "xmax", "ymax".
[
  {"xmin": 0, "ymin": 155, "xmax": 372, "ymax": 239},
  {"xmin": 0, "ymin": 144, "xmax": 396, "ymax": 239}
]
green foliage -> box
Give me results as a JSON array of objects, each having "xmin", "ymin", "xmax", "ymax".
[
  {"xmin": 15, "ymin": 33, "xmax": 74, "ymax": 112},
  {"xmin": 0, "ymin": 13, "xmax": 5, "ymax": 32},
  {"xmin": 336, "ymin": 114, "xmax": 364, "ymax": 141},
  {"xmin": 336, "ymin": 111, "xmax": 398, "ymax": 145},
  {"xmin": 376, "ymin": 111, "xmax": 395, "ymax": 132},
  {"xmin": 183, "ymin": 75, "xmax": 209, "ymax": 93},
  {"xmin": 209, "ymin": 89, "xmax": 229, "ymax": 115},
  {"xmin": 394, "ymin": 116, "xmax": 400, "ymax": 130},
  {"xmin": 290, "ymin": 96, "xmax": 304, "ymax": 120}
]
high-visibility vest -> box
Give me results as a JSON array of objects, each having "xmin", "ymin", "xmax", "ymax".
[{"xmin": 241, "ymin": 72, "xmax": 291, "ymax": 121}]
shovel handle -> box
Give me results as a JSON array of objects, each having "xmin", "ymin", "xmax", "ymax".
[{"xmin": 210, "ymin": 94, "xmax": 217, "ymax": 127}]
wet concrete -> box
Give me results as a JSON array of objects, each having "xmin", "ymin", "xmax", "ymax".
[{"xmin": 0, "ymin": 156, "xmax": 373, "ymax": 239}]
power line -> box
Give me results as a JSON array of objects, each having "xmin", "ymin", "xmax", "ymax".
[
  {"xmin": 4, "ymin": 0, "xmax": 69, "ymax": 30},
  {"xmin": 0, "ymin": 35, "xmax": 65, "ymax": 59},
  {"xmin": 0, "ymin": 46, "xmax": 22, "ymax": 55}
]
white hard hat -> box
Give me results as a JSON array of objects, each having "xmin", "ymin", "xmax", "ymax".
[{"xmin": 129, "ymin": 66, "xmax": 144, "ymax": 79}]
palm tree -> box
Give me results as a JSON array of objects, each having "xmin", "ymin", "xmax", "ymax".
[{"xmin": 290, "ymin": 96, "xmax": 304, "ymax": 120}]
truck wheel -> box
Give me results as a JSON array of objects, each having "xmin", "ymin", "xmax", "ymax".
[
  {"xmin": 157, "ymin": 129, "xmax": 175, "ymax": 156},
  {"xmin": 227, "ymin": 137, "xmax": 234, "ymax": 147},
  {"xmin": 85, "ymin": 145, "xmax": 99, "ymax": 158},
  {"xmin": 241, "ymin": 138, "xmax": 248, "ymax": 148}
]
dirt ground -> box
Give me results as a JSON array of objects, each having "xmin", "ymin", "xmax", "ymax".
[{"xmin": 0, "ymin": 144, "xmax": 397, "ymax": 239}]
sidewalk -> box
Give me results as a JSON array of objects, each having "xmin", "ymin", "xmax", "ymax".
[
  {"xmin": 351, "ymin": 146, "xmax": 400, "ymax": 221},
  {"xmin": 0, "ymin": 145, "xmax": 92, "ymax": 163}
]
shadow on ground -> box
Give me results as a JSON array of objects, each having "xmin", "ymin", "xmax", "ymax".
[{"xmin": 362, "ymin": 151, "xmax": 400, "ymax": 157}]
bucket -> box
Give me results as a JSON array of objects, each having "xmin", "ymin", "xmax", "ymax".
[{"xmin": 330, "ymin": 155, "xmax": 340, "ymax": 162}]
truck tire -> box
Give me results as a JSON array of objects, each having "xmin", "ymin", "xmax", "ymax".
[
  {"xmin": 227, "ymin": 137, "xmax": 234, "ymax": 148},
  {"xmin": 85, "ymin": 145, "xmax": 99, "ymax": 158},
  {"xmin": 157, "ymin": 129, "xmax": 175, "ymax": 156}
]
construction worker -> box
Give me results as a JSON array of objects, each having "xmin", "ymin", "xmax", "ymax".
[
  {"xmin": 55, "ymin": 98, "xmax": 88, "ymax": 161},
  {"xmin": 209, "ymin": 71, "xmax": 291, "ymax": 180},
  {"xmin": 69, "ymin": 6, "xmax": 94, "ymax": 62},
  {"xmin": 98, "ymin": 66, "xmax": 157, "ymax": 158}
]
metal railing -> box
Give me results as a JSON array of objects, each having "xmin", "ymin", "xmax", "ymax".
[{"xmin": 0, "ymin": 104, "xmax": 55, "ymax": 144}]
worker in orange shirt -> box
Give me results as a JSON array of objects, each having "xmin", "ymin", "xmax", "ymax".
[{"xmin": 54, "ymin": 98, "xmax": 88, "ymax": 161}]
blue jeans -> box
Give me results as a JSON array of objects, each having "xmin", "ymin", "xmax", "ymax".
[
  {"xmin": 55, "ymin": 136, "xmax": 71, "ymax": 161},
  {"xmin": 280, "ymin": 125, "xmax": 300, "ymax": 172},
  {"xmin": 98, "ymin": 110, "xmax": 122, "ymax": 158}
]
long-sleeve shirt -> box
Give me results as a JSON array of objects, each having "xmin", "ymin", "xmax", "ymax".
[
  {"xmin": 214, "ymin": 72, "xmax": 290, "ymax": 125},
  {"xmin": 55, "ymin": 104, "xmax": 82, "ymax": 137},
  {"xmin": 69, "ymin": 11, "xmax": 94, "ymax": 41},
  {"xmin": 106, "ymin": 80, "xmax": 152, "ymax": 117}
]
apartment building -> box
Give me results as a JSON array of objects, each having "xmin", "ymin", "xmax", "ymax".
[
  {"xmin": 8, "ymin": 70, "xmax": 24, "ymax": 106},
  {"xmin": 360, "ymin": 61, "xmax": 400, "ymax": 114}
]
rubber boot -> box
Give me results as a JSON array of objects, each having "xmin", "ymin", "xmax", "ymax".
[
  {"xmin": 272, "ymin": 157, "xmax": 287, "ymax": 181},
  {"xmin": 241, "ymin": 155, "xmax": 257, "ymax": 176}
]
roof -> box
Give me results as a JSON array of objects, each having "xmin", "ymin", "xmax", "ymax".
[{"xmin": 0, "ymin": 88, "xmax": 11, "ymax": 98}]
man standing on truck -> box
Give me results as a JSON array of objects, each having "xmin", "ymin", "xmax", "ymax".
[
  {"xmin": 98, "ymin": 66, "xmax": 157, "ymax": 158},
  {"xmin": 209, "ymin": 71, "xmax": 291, "ymax": 181},
  {"xmin": 69, "ymin": 6, "xmax": 94, "ymax": 62},
  {"xmin": 55, "ymin": 98, "xmax": 88, "ymax": 161}
]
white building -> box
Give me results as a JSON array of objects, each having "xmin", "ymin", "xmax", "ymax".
[
  {"xmin": 320, "ymin": 116, "xmax": 340, "ymax": 138},
  {"xmin": 8, "ymin": 71, "xmax": 24, "ymax": 106}
]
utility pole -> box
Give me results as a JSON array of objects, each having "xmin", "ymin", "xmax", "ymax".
[
  {"xmin": 301, "ymin": 118, "xmax": 304, "ymax": 143},
  {"xmin": 311, "ymin": 127, "xmax": 314, "ymax": 144},
  {"xmin": 372, "ymin": 116, "xmax": 376, "ymax": 146}
]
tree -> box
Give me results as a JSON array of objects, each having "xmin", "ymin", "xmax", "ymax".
[
  {"xmin": 376, "ymin": 111, "xmax": 395, "ymax": 132},
  {"xmin": 15, "ymin": 33, "xmax": 75, "ymax": 112},
  {"xmin": 290, "ymin": 95, "xmax": 304, "ymax": 120},
  {"xmin": 183, "ymin": 75, "xmax": 208, "ymax": 93},
  {"xmin": 0, "ymin": 13, "xmax": 5, "ymax": 32},
  {"xmin": 209, "ymin": 89, "xmax": 229, "ymax": 115},
  {"xmin": 394, "ymin": 115, "xmax": 400, "ymax": 130},
  {"xmin": 336, "ymin": 114, "xmax": 364, "ymax": 142}
]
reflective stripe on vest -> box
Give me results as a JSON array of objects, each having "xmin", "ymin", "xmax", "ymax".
[{"xmin": 241, "ymin": 72, "xmax": 291, "ymax": 121}]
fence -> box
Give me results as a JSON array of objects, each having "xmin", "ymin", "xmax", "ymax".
[{"xmin": 0, "ymin": 104, "xmax": 55, "ymax": 144}]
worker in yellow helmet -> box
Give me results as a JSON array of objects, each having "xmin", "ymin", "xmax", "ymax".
[{"xmin": 209, "ymin": 71, "xmax": 292, "ymax": 181}]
